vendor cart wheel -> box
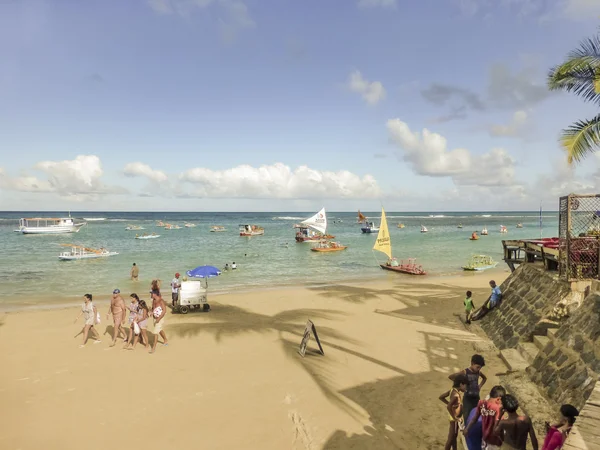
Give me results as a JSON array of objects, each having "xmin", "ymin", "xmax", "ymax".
[
  {"xmin": 180, "ymin": 305, "xmax": 189, "ymax": 314},
  {"xmin": 203, "ymin": 304, "xmax": 211, "ymax": 312}
]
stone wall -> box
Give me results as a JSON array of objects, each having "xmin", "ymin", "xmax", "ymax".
[
  {"xmin": 528, "ymin": 290, "xmax": 600, "ymax": 409},
  {"xmin": 480, "ymin": 264, "xmax": 570, "ymax": 349}
]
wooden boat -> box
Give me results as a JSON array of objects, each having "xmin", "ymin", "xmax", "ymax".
[
  {"xmin": 373, "ymin": 207, "xmax": 427, "ymax": 275},
  {"xmin": 59, "ymin": 244, "xmax": 118, "ymax": 260},
  {"xmin": 397, "ymin": 223, "xmax": 405, "ymax": 229},
  {"xmin": 357, "ymin": 210, "xmax": 367, "ymax": 223},
  {"xmin": 164, "ymin": 224, "xmax": 182, "ymax": 230},
  {"xmin": 310, "ymin": 240, "xmax": 347, "ymax": 252},
  {"xmin": 470, "ymin": 231, "xmax": 479, "ymax": 240},
  {"xmin": 17, "ymin": 216, "xmax": 86, "ymax": 234},
  {"xmin": 380, "ymin": 258, "xmax": 426, "ymax": 275},
  {"xmin": 210, "ymin": 226, "xmax": 226, "ymax": 232},
  {"xmin": 239, "ymin": 224, "xmax": 264, "ymax": 236},
  {"xmin": 126, "ymin": 225, "xmax": 144, "ymax": 231},
  {"xmin": 156, "ymin": 221, "xmax": 165, "ymax": 227},
  {"xmin": 295, "ymin": 208, "xmax": 334, "ymax": 242},
  {"xmin": 462, "ymin": 255, "xmax": 498, "ymax": 271},
  {"xmin": 135, "ymin": 233, "xmax": 160, "ymax": 239},
  {"xmin": 361, "ymin": 221, "xmax": 379, "ymax": 233},
  {"xmin": 500, "ymin": 225, "xmax": 508, "ymax": 233},
  {"xmin": 184, "ymin": 223, "xmax": 197, "ymax": 228}
]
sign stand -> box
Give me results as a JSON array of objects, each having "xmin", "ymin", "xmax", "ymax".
[{"xmin": 298, "ymin": 319, "xmax": 324, "ymax": 357}]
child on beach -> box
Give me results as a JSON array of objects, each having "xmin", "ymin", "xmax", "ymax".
[
  {"xmin": 464, "ymin": 291, "xmax": 475, "ymax": 324},
  {"xmin": 464, "ymin": 385, "xmax": 506, "ymax": 450},
  {"xmin": 449, "ymin": 354, "xmax": 487, "ymax": 422},
  {"xmin": 439, "ymin": 373, "xmax": 469, "ymax": 450},
  {"xmin": 494, "ymin": 394, "xmax": 538, "ymax": 450},
  {"xmin": 541, "ymin": 404, "xmax": 579, "ymax": 450}
]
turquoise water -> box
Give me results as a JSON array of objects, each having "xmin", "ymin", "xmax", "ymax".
[{"xmin": 0, "ymin": 211, "xmax": 558, "ymax": 302}]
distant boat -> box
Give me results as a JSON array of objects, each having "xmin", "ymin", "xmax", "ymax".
[
  {"xmin": 457, "ymin": 224, "xmax": 463, "ymax": 229},
  {"xmin": 135, "ymin": 233, "xmax": 160, "ymax": 240},
  {"xmin": 397, "ymin": 223, "xmax": 405, "ymax": 229},
  {"xmin": 374, "ymin": 207, "xmax": 426, "ymax": 275},
  {"xmin": 357, "ymin": 210, "xmax": 367, "ymax": 223},
  {"xmin": 462, "ymin": 255, "xmax": 498, "ymax": 271},
  {"xmin": 420, "ymin": 225, "xmax": 428, "ymax": 233},
  {"xmin": 296, "ymin": 208, "xmax": 335, "ymax": 242},
  {"xmin": 58, "ymin": 244, "xmax": 118, "ymax": 261},
  {"xmin": 126, "ymin": 225, "xmax": 144, "ymax": 231},
  {"xmin": 16, "ymin": 216, "xmax": 86, "ymax": 234},
  {"xmin": 156, "ymin": 221, "xmax": 165, "ymax": 227},
  {"xmin": 210, "ymin": 226, "xmax": 226, "ymax": 232},
  {"xmin": 481, "ymin": 227, "xmax": 488, "ymax": 236},
  {"xmin": 500, "ymin": 225, "xmax": 508, "ymax": 233},
  {"xmin": 516, "ymin": 223, "xmax": 523, "ymax": 228},
  {"xmin": 164, "ymin": 224, "xmax": 181, "ymax": 230},
  {"xmin": 310, "ymin": 240, "xmax": 347, "ymax": 252},
  {"xmin": 361, "ymin": 221, "xmax": 379, "ymax": 234},
  {"xmin": 184, "ymin": 223, "xmax": 197, "ymax": 228},
  {"xmin": 83, "ymin": 218, "xmax": 106, "ymax": 221},
  {"xmin": 470, "ymin": 231, "xmax": 479, "ymax": 240},
  {"xmin": 239, "ymin": 224, "xmax": 264, "ymax": 236}
]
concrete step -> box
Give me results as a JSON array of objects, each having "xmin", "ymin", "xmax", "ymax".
[
  {"xmin": 500, "ymin": 348, "xmax": 530, "ymax": 372},
  {"xmin": 533, "ymin": 335, "xmax": 550, "ymax": 351},
  {"xmin": 517, "ymin": 342, "xmax": 539, "ymax": 366},
  {"xmin": 547, "ymin": 328, "xmax": 558, "ymax": 341}
]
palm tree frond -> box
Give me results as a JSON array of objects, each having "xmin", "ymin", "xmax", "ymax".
[
  {"xmin": 559, "ymin": 114, "xmax": 600, "ymax": 164},
  {"xmin": 548, "ymin": 64, "xmax": 600, "ymax": 104}
]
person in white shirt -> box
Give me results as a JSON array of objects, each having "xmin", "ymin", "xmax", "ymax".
[
  {"xmin": 231, "ymin": 262, "xmax": 237, "ymax": 270},
  {"xmin": 170, "ymin": 272, "xmax": 181, "ymax": 307}
]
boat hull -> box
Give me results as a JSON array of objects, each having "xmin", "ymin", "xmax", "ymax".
[
  {"xmin": 361, "ymin": 228, "xmax": 379, "ymax": 233},
  {"xmin": 295, "ymin": 234, "xmax": 335, "ymax": 242},
  {"xmin": 380, "ymin": 264, "xmax": 426, "ymax": 275},
  {"xmin": 462, "ymin": 263, "xmax": 498, "ymax": 271},
  {"xmin": 59, "ymin": 252, "xmax": 118, "ymax": 261},
  {"xmin": 19, "ymin": 224, "xmax": 84, "ymax": 234},
  {"xmin": 311, "ymin": 246, "xmax": 347, "ymax": 252},
  {"xmin": 135, "ymin": 235, "xmax": 160, "ymax": 239},
  {"xmin": 240, "ymin": 231, "xmax": 264, "ymax": 236}
]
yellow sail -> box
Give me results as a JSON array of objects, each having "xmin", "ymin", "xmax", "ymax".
[
  {"xmin": 358, "ymin": 210, "xmax": 366, "ymax": 222},
  {"xmin": 372, "ymin": 207, "xmax": 392, "ymax": 259}
]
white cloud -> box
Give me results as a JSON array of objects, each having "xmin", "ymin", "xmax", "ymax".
[
  {"xmin": 387, "ymin": 119, "xmax": 517, "ymax": 186},
  {"xmin": 347, "ymin": 71, "xmax": 386, "ymax": 105},
  {"xmin": 562, "ymin": 0, "xmax": 600, "ymax": 20},
  {"xmin": 0, "ymin": 155, "xmax": 126, "ymax": 201},
  {"xmin": 124, "ymin": 162, "xmax": 168, "ymax": 183},
  {"xmin": 357, "ymin": 0, "xmax": 397, "ymax": 8},
  {"xmin": 489, "ymin": 110, "xmax": 529, "ymax": 138},
  {"xmin": 179, "ymin": 163, "xmax": 382, "ymax": 199}
]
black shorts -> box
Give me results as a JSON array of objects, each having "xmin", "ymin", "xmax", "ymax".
[{"xmin": 172, "ymin": 292, "xmax": 178, "ymax": 302}]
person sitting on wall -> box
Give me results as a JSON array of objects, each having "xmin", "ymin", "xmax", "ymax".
[{"xmin": 471, "ymin": 281, "xmax": 502, "ymax": 321}]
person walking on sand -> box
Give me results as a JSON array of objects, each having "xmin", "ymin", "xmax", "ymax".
[
  {"xmin": 74, "ymin": 294, "xmax": 101, "ymax": 347},
  {"xmin": 128, "ymin": 299, "xmax": 150, "ymax": 350},
  {"xmin": 150, "ymin": 289, "xmax": 168, "ymax": 354},
  {"xmin": 439, "ymin": 373, "xmax": 469, "ymax": 450},
  {"xmin": 494, "ymin": 394, "xmax": 538, "ymax": 450},
  {"xmin": 106, "ymin": 289, "xmax": 127, "ymax": 347},
  {"xmin": 130, "ymin": 263, "xmax": 139, "ymax": 281},
  {"xmin": 170, "ymin": 273, "xmax": 181, "ymax": 307},
  {"xmin": 449, "ymin": 354, "xmax": 487, "ymax": 422},
  {"xmin": 464, "ymin": 290, "xmax": 475, "ymax": 324},
  {"xmin": 541, "ymin": 404, "xmax": 579, "ymax": 450},
  {"xmin": 464, "ymin": 385, "xmax": 506, "ymax": 450},
  {"xmin": 123, "ymin": 293, "xmax": 140, "ymax": 348}
]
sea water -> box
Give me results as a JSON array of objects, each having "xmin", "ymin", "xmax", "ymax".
[{"xmin": 0, "ymin": 211, "xmax": 558, "ymax": 304}]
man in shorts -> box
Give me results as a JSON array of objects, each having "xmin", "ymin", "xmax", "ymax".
[
  {"xmin": 150, "ymin": 289, "xmax": 168, "ymax": 353},
  {"xmin": 170, "ymin": 272, "xmax": 181, "ymax": 307},
  {"xmin": 130, "ymin": 263, "xmax": 139, "ymax": 281}
]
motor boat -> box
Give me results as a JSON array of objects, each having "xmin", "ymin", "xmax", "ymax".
[
  {"xmin": 239, "ymin": 224, "xmax": 265, "ymax": 236},
  {"xmin": 361, "ymin": 221, "xmax": 380, "ymax": 234},
  {"xmin": 16, "ymin": 216, "xmax": 86, "ymax": 234},
  {"xmin": 58, "ymin": 244, "xmax": 118, "ymax": 260}
]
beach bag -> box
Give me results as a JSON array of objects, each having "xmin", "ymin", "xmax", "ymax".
[
  {"xmin": 94, "ymin": 306, "xmax": 101, "ymax": 325},
  {"xmin": 134, "ymin": 321, "xmax": 141, "ymax": 335}
]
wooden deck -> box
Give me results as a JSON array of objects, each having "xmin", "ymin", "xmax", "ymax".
[
  {"xmin": 563, "ymin": 380, "xmax": 600, "ymax": 450},
  {"xmin": 502, "ymin": 240, "xmax": 560, "ymax": 273}
]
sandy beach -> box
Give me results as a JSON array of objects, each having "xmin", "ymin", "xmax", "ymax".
[{"xmin": 0, "ymin": 271, "xmax": 509, "ymax": 450}]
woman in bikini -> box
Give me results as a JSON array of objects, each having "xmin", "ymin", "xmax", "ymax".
[
  {"xmin": 129, "ymin": 299, "xmax": 150, "ymax": 350},
  {"xmin": 541, "ymin": 404, "xmax": 579, "ymax": 450},
  {"xmin": 439, "ymin": 373, "xmax": 469, "ymax": 450},
  {"xmin": 123, "ymin": 293, "xmax": 140, "ymax": 348}
]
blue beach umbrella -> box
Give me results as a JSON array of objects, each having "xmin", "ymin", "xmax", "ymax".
[{"xmin": 186, "ymin": 265, "xmax": 222, "ymax": 278}]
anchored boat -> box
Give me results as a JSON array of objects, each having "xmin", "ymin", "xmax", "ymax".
[
  {"xmin": 184, "ymin": 223, "xmax": 197, "ymax": 228},
  {"xmin": 296, "ymin": 208, "xmax": 335, "ymax": 242},
  {"xmin": 357, "ymin": 210, "xmax": 367, "ymax": 223},
  {"xmin": 462, "ymin": 255, "xmax": 498, "ymax": 271},
  {"xmin": 126, "ymin": 225, "xmax": 144, "ymax": 231},
  {"xmin": 135, "ymin": 233, "xmax": 160, "ymax": 239},
  {"xmin": 239, "ymin": 224, "xmax": 265, "ymax": 236},
  {"xmin": 374, "ymin": 208, "xmax": 426, "ymax": 275},
  {"xmin": 361, "ymin": 220, "xmax": 380, "ymax": 234},
  {"xmin": 420, "ymin": 225, "xmax": 428, "ymax": 233},
  {"xmin": 481, "ymin": 227, "xmax": 488, "ymax": 236},
  {"xmin": 58, "ymin": 244, "xmax": 118, "ymax": 261},
  {"xmin": 210, "ymin": 226, "xmax": 226, "ymax": 232},
  {"xmin": 310, "ymin": 240, "xmax": 347, "ymax": 252},
  {"xmin": 16, "ymin": 216, "xmax": 86, "ymax": 234}
]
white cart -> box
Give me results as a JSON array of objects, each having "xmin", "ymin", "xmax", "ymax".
[{"xmin": 175, "ymin": 279, "xmax": 210, "ymax": 314}]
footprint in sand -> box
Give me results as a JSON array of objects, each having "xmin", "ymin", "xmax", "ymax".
[{"xmin": 288, "ymin": 410, "xmax": 314, "ymax": 450}]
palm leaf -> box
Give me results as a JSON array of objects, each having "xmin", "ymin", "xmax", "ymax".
[{"xmin": 560, "ymin": 114, "xmax": 600, "ymax": 163}]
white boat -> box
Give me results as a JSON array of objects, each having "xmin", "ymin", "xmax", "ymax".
[
  {"xmin": 135, "ymin": 233, "xmax": 160, "ymax": 239},
  {"xmin": 420, "ymin": 225, "xmax": 428, "ymax": 233},
  {"xmin": 58, "ymin": 244, "xmax": 118, "ymax": 261},
  {"xmin": 239, "ymin": 224, "xmax": 265, "ymax": 236},
  {"xmin": 295, "ymin": 208, "xmax": 334, "ymax": 242},
  {"xmin": 500, "ymin": 225, "xmax": 508, "ymax": 233},
  {"xmin": 125, "ymin": 225, "xmax": 144, "ymax": 231},
  {"xmin": 361, "ymin": 221, "xmax": 379, "ymax": 233},
  {"xmin": 83, "ymin": 218, "xmax": 106, "ymax": 221},
  {"xmin": 481, "ymin": 227, "xmax": 488, "ymax": 235},
  {"xmin": 16, "ymin": 216, "xmax": 86, "ymax": 234},
  {"xmin": 210, "ymin": 226, "xmax": 226, "ymax": 232},
  {"xmin": 184, "ymin": 223, "xmax": 197, "ymax": 228},
  {"xmin": 516, "ymin": 223, "xmax": 523, "ymax": 228},
  {"xmin": 164, "ymin": 224, "xmax": 181, "ymax": 230}
]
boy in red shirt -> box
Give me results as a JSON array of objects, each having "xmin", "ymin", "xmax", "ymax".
[{"xmin": 463, "ymin": 385, "xmax": 506, "ymax": 449}]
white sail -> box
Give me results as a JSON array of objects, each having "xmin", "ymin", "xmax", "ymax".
[{"xmin": 301, "ymin": 207, "xmax": 327, "ymax": 234}]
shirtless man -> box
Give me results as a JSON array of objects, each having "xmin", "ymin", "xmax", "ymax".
[
  {"xmin": 150, "ymin": 289, "xmax": 169, "ymax": 354},
  {"xmin": 106, "ymin": 289, "xmax": 127, "ymax": 347},
  {"xmin": 494, "ymin": 394, "xmax": 538, "ymax": 450}
]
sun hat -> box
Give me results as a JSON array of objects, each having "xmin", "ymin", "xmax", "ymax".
[
  {"xmin": 113, "ymin": 289, "xmax": 120, "ymax": 294},
  {"xmin": 175, "ymin": 272, "xmax": 180, "ymax": 277}
]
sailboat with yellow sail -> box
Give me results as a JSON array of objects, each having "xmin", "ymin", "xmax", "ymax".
[
  {"xmin": 373, "ymin": 207, "xmax": 426, "ymax": 275},
  {"xmin": 357, "ymin": 210, "xmax": 366, "ymax": 223}
]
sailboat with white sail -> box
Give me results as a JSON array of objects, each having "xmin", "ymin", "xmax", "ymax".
[
  {"xmin": 295, "ymin": 208, "xmax": 335, "ymax": 242},
  {"xmin": 374, "ymin": 208, "xmax": 426, "ymax": 275}
]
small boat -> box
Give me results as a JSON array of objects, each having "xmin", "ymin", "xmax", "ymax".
[
  {"xmin": 481, "ymin": 227, "xmax": 488, "ymax": 236},
  {"xmin": 16, "ymin": 216, "xmax": 86, "ymax": 234},
  {"xmin": 156, "ymin": 221, "xmax": 165, "ymax": 227},
  {"xmin": 500, "ymin": 225, "xmax": 508, "ymax": 233},
  {"xmin": 373, "ymin": 208, "xmax": 427, "ymax": 275},
  {"xmin": 357, "ymin": 210, "xmax": 367, "ymax": 223},
  {"xmin": 83, "ymin": 218, "xmax": 106, "ymax": 222},
  {"xmin": 470, "ymin": 231, "xmax": 479, "ymax": 240},
  {"xmin": 295, "ymin": 208, "xmax": 334, "ymax": 242},
  {"xmin": 135, "ymin": 233, "xmax": 160, "ymax": 239},
  {"xmin": 58, "ymin": 244, "xmax": 118, "ymax": 260},
  {"xmin": 210, "ymin": 226, "xmax": 226, "ymax": 232},
  {"xmin": 310, "ymin": 240, "xmax": 347, "ymax": 252},
  {"xmin": 184, "ymin": 223, "xmax": 197, "ymax": 228},
  {"xmin": 420, "ymin": 225, "xmax": 428, "ymax": 233},
  {"xmin": 164, "ymin": 224, "xmax": 182, "ymax": 230},
  {"xmin": 462, "ymin": 255, "xmax": 498, "ymax": 271},
  {"xmin": 457, "ymin": 224, "xmax": 463, "ymax": 229},
  {"xmin": 361, "ymin": 221, "xmax": 379, "ymax": 234},
  {"xmin": 397, "ymin": 223, "xmax": 405, "ymax": 229},
  {"xmin": 126, "ymin": 225, "xmax": 144, "ymax": 231},
  {"xmin": 516, "ymin": 223, "xmax": 523, "ymax": 228},
  {"xmin": 239, "ymin": 224, "xmax": 265, "ymax": 236}
]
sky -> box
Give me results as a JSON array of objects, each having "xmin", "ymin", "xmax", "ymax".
[{"xmin": 1, "ymin": 0, "xmax": 600, "ymax": 212}]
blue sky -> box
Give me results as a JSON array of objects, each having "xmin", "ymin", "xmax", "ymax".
[{"xmin": 1, "ymin": 0, "xmax": 599, "ymax": 211}]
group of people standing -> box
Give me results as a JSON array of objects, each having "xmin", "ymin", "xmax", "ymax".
[
  {"xmin": 440, "ymin": 354, "xmax": 579, "ymax": 450},
  {"xmin": 75, "ymin": 279, "xmax": 169, "ymax": 354}
]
